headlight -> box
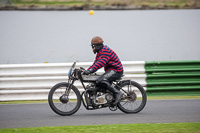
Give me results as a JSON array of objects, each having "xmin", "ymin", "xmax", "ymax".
[{"xmin": 68, "ymin": 68, "xmax": 72, "ymax": 78}]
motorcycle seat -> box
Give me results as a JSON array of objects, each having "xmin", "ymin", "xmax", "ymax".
[{"xmin": 114, "ymin": 75, "xmax": 124, "ymax": 82}]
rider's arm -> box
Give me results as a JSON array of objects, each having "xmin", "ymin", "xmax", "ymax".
[
  {"xmin": 88, "ymin": 60, "xmax": 96, "ymax": 70},
  {"xmin": 88, "ymin": 49, "xmax": 110, "ymax": 72},
  {"xmin": 84, "ymin": 59, "xmax": 97, "ymax": 75}
]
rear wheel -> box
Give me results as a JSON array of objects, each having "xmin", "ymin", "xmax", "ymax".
[
  {"xmin": 48, "ymin": 82, "xmax": 81, "ymax": 116},
  {"xmin": 117, "ymin": 81, "xmax": 147, "ymax": 113}
]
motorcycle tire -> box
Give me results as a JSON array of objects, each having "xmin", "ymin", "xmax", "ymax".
[
  {"xmin": 117, "ymin": 80, "xmax": 147, "ymax": 114},
  {"xmin": 48, "ymin": 82, "xmax": 81, "ymax": 116}
]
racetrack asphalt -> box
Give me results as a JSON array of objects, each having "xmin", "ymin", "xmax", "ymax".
[{"xmin": 0, "ymin": 99, "xmax": 200, "ymax": 129}]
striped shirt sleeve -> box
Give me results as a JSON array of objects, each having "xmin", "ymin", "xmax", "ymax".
[{"xmin": 88, "ymin": 49, "xmax": 110, "ymax": 72}]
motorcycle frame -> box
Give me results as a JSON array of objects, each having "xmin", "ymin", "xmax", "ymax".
[{"xmin": 67, "ymin": 67, "xmax": 133, "ymax": 111}]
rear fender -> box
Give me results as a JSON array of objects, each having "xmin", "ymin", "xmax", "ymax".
[{"xmin": 115, "ymin": 80, "xmax": 131, "ymax": 90}]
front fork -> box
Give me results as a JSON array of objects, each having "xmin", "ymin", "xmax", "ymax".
[{"xmin": 65, "ymin": 78, "xmax": 76, "ymax": 95}]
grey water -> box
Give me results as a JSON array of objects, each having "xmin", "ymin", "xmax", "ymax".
[{"xmin": 0, "ymin": 10, "xmax": 200, "ymax": 64}]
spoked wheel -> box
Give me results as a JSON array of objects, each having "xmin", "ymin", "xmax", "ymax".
[
  {"xmin": 48, "ymin": 82, "xmax": 81, "ymax": 116},
  {"xmin": 117, "ymin": 81, "xmax": 147, "ymax": 113}
]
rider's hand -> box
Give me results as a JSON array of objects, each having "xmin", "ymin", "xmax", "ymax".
[
  {"xmin": 83, "ymin": 70, "xmax": 90, "ymax": 75},
  {"xmin": 83, "ymin": 69, "xmax": 95, "ymax": 75}
]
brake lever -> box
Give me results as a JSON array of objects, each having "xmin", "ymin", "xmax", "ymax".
[{"xmin": 80, "ymin": 67, "xmax": 85, "ymax": 70}]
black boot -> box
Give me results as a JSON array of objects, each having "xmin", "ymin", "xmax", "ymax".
[
  {"xmin": 108, "ymin": 86, "xmax": 122, "ymax": 105},
  {"xmin": 98, "ymin": 80, "xmax": 122, "ymax": 105}
]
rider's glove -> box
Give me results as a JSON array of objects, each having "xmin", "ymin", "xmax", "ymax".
[{"xmin": 83, "ymin": 69, "xmax": 94, "ymax": 75}]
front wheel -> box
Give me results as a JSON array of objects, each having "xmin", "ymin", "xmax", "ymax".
[
  {"xmin": 48, "ymin": 82, "xmax": 81, "ymax": 116},
  {"xmin": 117, "ymin": 81, "xmax": 147, "ymax": 113}
]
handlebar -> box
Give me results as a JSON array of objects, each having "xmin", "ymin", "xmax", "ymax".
[
  {"xmin": 80, "ymin": 67, "xmax": 85, "ymax": 70},
  {"xmin": 72, "ymin": 62, "xmax": 76, "ymax": 68}
]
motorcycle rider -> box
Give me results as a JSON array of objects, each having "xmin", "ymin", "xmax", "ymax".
[{"xmin": 83, "ymin": 36, "xmax": 124, "ymax": 105}]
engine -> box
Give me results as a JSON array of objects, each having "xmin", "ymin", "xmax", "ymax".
[
  {"xmin": 85, "ymin": 83, "xmax": 114, "ymax": 105},
  {"xmin": 85, "ymin": 83, "xmax": 96, "ymax": 91},
  {"xmin": 94, "ymin": 93, "xmax": 114, "ymax": 105}
]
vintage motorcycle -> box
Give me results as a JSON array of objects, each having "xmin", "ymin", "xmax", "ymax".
[{"xmin": 48, "ymin": 62, "xmax": 147, "ymax": 116}]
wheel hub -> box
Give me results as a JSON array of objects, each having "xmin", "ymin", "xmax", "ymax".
[
  {"xmin": 127, "ymin": 92, "xmax": 137, "ymax": 102},
  {"xmin": 60, "ymin": 94, "xmax": 69, "ymax": 104}
]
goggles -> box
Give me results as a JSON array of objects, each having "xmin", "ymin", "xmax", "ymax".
[
  {"xmin": 91, "ymin": 44, "xmax": 95, "ymax": 49},
  {"xmin": 91, "ymin": 42, "xmax": 103, "ymax": 48}
]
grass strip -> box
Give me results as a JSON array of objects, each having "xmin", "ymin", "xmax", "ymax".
[
  {"xmin": 10, "ymin": 0, "xmax": 199, "ymax": 7},
  {"xmin": 0, "ymin": 100, "xmax": 48, "ymax": 104},
  {"xmin": 147, "ymin": 95, "xmax": 200, "ymax": 100},
  {"xmin": 0, "ymin": 123, "xmax": 200, "ymax": 133},
  {"xmin": 11, "ymin": 0, "xmax": 104, "ymax": 6}
]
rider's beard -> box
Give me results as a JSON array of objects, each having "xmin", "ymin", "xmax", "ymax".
[{"xmin": 93, "ymin": 48, "xmax": 96, "ymax": 54}]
